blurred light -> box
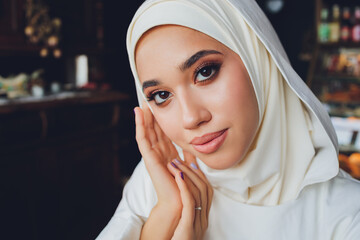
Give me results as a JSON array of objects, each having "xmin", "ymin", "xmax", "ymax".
[
  {"xmin": 40, "ymin": 48, "xmax": 48, "ymax": 58},
  {"xmin": 76, "ymin": 55, "xmax": 88, "ymax": 88},
  {"xmin": 53, "ymin": 48, "xmax": 62, "ymax": 58},
  {"xmin": 266, "ymin": 0, "xmax": 284, "ymax": 14}
]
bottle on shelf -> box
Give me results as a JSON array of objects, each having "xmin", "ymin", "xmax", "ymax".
[
  {"xmin": 352, "ymin": 6, "xmax": 360, "ymax": 42},
  {"xmin": 319, "ymin": 8, "xmax": 330, "ymax": 43},
  {"xmin": 341, "ymin": 7, "xmax": 352, "ymax": 43},
  {"xmin": 329, "ymin": 4, "xmax": 341, "ymax": 43}
]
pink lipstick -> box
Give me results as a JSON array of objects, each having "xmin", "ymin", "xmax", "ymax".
[{"xmin": 191, "ymin": 129, "xmax": 228, "ymax": 154}]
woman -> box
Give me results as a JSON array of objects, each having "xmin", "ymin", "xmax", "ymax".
[{"xmin": 97, "ymin": 0, "xmax": 360, "ymax": 239}]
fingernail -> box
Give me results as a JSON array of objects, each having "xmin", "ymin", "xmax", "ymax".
[
  {"xmin": 174, "ymin": 158, "xmax": 182, "ymax": 165},
  {"xmin": 190, "ymin": 163, "xmax": 198, "ymax": 170},
  {"xmin": 180, "ymin": 172, "xmax": 184, "ymax": 180},
  {"xmin": 133, "ymin": 108, "xmax": 136, "ymax": 114},
  {"xmin": 171, "ymin": 162, "xmax": 178, "ymax": 169}
]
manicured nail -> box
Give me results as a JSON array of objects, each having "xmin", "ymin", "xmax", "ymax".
[
  {"xmin": 190, "ymin": 163, "xmax": 198, "ymax": 170},
  {"xmin": 180, "ymin": 172, "xmax": 184, "ymax": 180},
  {"xmin": 171, "ymin": 162, "xmax": 178, "ymax": 169},
  {"xmin": 174, "ymin": 158, "xmax": 182, "ymax": 165}
]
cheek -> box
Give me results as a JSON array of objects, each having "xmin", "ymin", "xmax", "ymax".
[
  {"xmin": 210, "ymin": 65, "xmax": 258, "ymax": 121},
  {"xmin": 227, "ymin": 74, "xmax": 259, "ymax": 134},
  {"xmin": 153, "ymin": 110, "xmax": 184, "ymax": 143}
]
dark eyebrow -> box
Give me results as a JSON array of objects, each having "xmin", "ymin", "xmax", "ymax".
[
  {"xmin": 179, "ymin": 50, "xmax": 223, "ymax": 71},
  {"xmin": 142, "ymin": 79, "xmax": 161, "ymax": 92},
  {"xmin": 142, "ymin": 50, "xmax": 222, "ymax": 92}
]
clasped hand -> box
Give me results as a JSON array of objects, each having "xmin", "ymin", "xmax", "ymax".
[{"xmin": 134, "ymin": 104, "xmax": 213, "ymax": 240}]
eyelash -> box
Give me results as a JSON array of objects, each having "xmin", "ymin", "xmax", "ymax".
[
  {"xmin": 146, "ymin": 90, "xmax": 172, "ymax": 105},
  {"xmin": 194, "ymin": 62, "xmax": 221, "ymax": 84},
  {"xmin": 146, "ymin": 61, "xmax": 222, "ymax": 106}
]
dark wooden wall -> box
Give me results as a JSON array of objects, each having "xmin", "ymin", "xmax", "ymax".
[{"xmin": 0, "ymin": 1, "xmax": 142, "ymax": 239}]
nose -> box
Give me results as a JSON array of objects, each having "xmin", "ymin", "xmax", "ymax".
[{"xmin": 179, "ymin": 93, "xmax": 212, "ymax": 130}]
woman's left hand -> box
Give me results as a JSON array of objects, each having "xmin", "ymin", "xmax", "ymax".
[{"xmin": 167, "ymin": 151, "xmax": 214, "ymax": 240}]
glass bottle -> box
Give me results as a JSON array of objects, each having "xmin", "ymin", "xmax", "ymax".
[
  {"xmin": 319, "ymin": 8, "xmax": 330, "ymax": 43},
  {"xmin": 352, "ymin": 7, "xmax": 360, "ymax": 42},
  {"xmin": 329, "ymin": 5, "xmax": 341, "ymax": 43},
  {"xmin": 341, "ymin": 7, "xmax": 352, "ymax": 42}
]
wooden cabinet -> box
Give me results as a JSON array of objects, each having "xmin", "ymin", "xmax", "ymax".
[
  {"xmin": 0, "ymin": 0, "xmax": 105, "ymax": 55},
  {"xmin": 0, "ymin": 0, "xmax": 141, "ymax": 236},
  {"xmin": 0, "ymin": 0, "xmax": 24, "ymax": 45},
  {"xmin": 0, "ymin": 92, "xmax": 134, "ymax": 239},
  {"xmin": 0, "ymin": 0, "xmax": 41, "ymax": 54}
]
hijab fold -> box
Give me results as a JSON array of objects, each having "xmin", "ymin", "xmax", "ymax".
[{"xmin": 127, "ymin": 0, "xmax": 339, "ymax": 206}]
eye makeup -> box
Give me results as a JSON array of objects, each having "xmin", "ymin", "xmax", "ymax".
[
  {"xmin": 146, "ymin": 90, "xmax": 173, "ymax": 105},
  {"xmin": 194, "ymin": 61, "xmax": 222, "ymax": 84},
  {"xmin": 145, "ymin": 58, "xmax": 223, "ymax": 106}
]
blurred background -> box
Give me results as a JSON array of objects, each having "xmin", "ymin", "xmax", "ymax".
[{"xmin": 1, "ymin": 0, "xmax": 359, "ymax": 239}]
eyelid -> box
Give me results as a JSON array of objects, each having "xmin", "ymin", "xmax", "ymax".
[
  {"xmin": 194, "ymin": 60, "xmax": 221, "ymax": 72},
  {"xmin": 144, "ymin": 86, "xmax": 163, "ymax": 99},
  {"xmin": 146, "ymin": 89, "xmax": 172, "ymax": 106},
  {"xmin": 145, "ymin": 89, "xmax": 160, "ymax": 101},
  {"xmin": 194, "ymin": 61, "xmax": 222, "ymax": 83}
]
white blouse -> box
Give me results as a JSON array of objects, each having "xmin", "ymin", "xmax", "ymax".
[{"xmin": 97, "ymin": 160, "xmax": 360, "ymax": 240}]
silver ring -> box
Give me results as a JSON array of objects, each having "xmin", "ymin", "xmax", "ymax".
[{"xmin": 195, "ymin": 206, "xmax": 202, "ymax": 210}]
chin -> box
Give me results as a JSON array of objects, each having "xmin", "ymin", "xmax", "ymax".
[{"xmin": 197, "ymin": 151, "xmax": 243, "ymax": 170}]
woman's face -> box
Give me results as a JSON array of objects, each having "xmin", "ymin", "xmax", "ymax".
[{"xmin": 135, "ymin": 25, "xmax": 259, "ymax": 169}]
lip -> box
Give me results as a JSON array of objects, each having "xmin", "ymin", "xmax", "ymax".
[{"xmin": 191, "ymin": 129, "xmax": 228, "ymax": 154}]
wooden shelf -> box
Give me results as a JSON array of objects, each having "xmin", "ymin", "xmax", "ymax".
[
  {"xmin": 0, "ymin": 90, "xmax": 129, "ymax": 114},
  {"xmin": 314, "ymin": 74, "xmax": 360, "ymax": 82},
  {"xmin": 318, "ymin": 42, "xmax": 360, "ymax": 49}
]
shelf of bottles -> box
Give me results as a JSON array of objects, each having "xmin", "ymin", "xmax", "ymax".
[
  {"xmin": 314, "ymin": 1, "xmax": 360, "ymax": 169},
  {"xmin": 315, "ymin": 2, "xmax": 360, "ymax": 114},
  {"xmin": 318, "ymin": 1, "xmax": 360, "ymax": 44}
]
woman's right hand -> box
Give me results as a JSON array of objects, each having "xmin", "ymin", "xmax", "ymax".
[
  {"xmin": 168, "ymin": 152, "xmax": 213, "ymax": 240},
  {"xmin": 134, "ymin": 104, "xmax": 182, "ymax": 239}
]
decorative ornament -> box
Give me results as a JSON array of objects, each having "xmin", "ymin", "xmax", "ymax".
[{"xmin": 24, "ymin": 0, "xmax": 62, "ymax": 58}]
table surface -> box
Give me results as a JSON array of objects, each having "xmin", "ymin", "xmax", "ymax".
[{"xmin": 0, "ymin": 90, "xmax": 129, "ymax": 114}]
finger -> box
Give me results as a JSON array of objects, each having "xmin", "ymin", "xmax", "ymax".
[
  {"xmin": 142, "ymin": 103, "xmax": 158, "ymax": 146},
  {"xmin": 153, "ymin": 118, "xmax": 177, "ymax": 162},
  {"xmin": 168, "ymin": 161, "xmax": 199, "ymax": 234},
  {"xmin": 183, "ymin": 151, "xmax": 213, "ymax": 219},
  {"xmin": 167, "ymin": 162, "xmax": 201, "ymax": 207},
  {"xmin": 173, "ymin": 158, "xmax": 210, "ymax": 232},
  {"xmin": 135, "ymin": 107, "xmax": 173, "ymax": 190},
  {"xmin": 168, "ymin": 161, "xmax": 201, "ymax": 212},
  {"xmin": 134, "ymin": 107, "xmax": 152, "ymax": 156},
  {"xmin": 174, "ymin": 170, "xmax": 195, "ymax": 230},
  {"xmin": 153, "ymin": 115, "xmax": 168, "ymax": 142},
  {"xmin": 183, "ymin": 151, "xmax": 207, "ymax": 180},
  {"xmin": 169, "ymin": 162, "xmax": 204, "ymax": 235}
]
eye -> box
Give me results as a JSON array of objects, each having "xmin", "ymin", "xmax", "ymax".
[
  {"xmin": 195, "ymin": 63, "xmax": 221, "ymax": 83},
  {"xmin": 148, "ymin": 91, "xmax": 173, "ymax": 105}
]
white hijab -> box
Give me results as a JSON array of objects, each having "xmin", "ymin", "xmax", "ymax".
[{"xmin": 126, "ymin": 0, "xmax": 339, "ymax": 206}]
